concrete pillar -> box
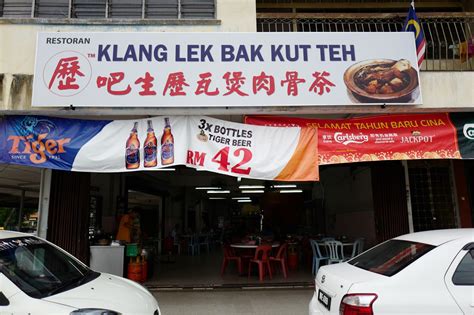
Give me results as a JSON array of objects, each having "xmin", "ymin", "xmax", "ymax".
[
  {"xmin": 402, "ymin": 161, "xmax": 415, "ymax": 233},
  {"xmin": 17, "ymin": 190, "xmax": 25, "ymax": 231},
  {"xmin": 37, "ymin": 169, "xmax": 52, "ymax": 238}
]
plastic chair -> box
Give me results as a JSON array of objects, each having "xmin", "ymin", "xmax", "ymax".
[
  {"xmin": 310, "ymin": 239, "xmax": 329, "ymax": 275},
  {"xmin": 269, "ymin": 243, "xmax": 288, "ymax": 278},
  {"xmin": 350, "ymin": 238, "xmax": 365, "ymax": 259},
  {"xmin": 173, "ymin": 236, "xmax": 181, "ymax": 255},
  {"xmin": 187, "ymin": 234, "xmax": 200, "ymax": 256},
  {"xmin": 325, "ymin": 240, "xmax": 345, "ymax": 264},
  {"xmin": 199, "ymin": 234, "xmax": 210, "ymax": 254},
  {"xmin": 248, "ymin": 245, "xmax": 273, "ymax": 281},
  {"xmin": 221, "ymin": 245, "xmax": 242, "ymax": 275},
  {"xmin": 161, "ymin": 236, "xmax": 176, "ymax": 263}
]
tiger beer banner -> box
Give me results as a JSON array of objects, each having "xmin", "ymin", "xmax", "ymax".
[
  {"xmin": 0, "ymin": 115, "xmax": 319, "ymax": 181},
  {"xmin": 246, "ymin": 113, "xmax": 474, "ymax": 165}
]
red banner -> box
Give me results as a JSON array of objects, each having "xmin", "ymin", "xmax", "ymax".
[{"xmin": 245, "ymin": 113, "xmax": 460, "ymax": 165}]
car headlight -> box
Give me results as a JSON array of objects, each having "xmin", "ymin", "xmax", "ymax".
[{"xmin": 70, "ymin": 309, "xmax": 120, "ymax": 315}]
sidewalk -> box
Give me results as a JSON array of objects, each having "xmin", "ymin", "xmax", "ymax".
[{"xmin": 152, "ymin": 288, "xmax": 313, "ymax": 315}]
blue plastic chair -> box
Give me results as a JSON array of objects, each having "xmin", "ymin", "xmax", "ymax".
[
  {"xmin": 325, "ymin": 240, "xmax": 345, "ymax": 264},
  {"xmin": 188, "ymin": 234, "xmax": 200, "ymax": 256},
  {"xmin": 199, "ymin": 234, "xmax": 210, "ymax": 254},
  {"xmin": 310, "ymin": 239, "xmax": 329, "ymax": 275},
  {"xmin": 350, "ymin": 238, "xmax": 365, "ymax": 259}
]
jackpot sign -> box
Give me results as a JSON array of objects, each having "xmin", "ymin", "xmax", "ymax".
[{"xmin": 33, "ymin": 32, "xmax": 422, "ymax": 107}]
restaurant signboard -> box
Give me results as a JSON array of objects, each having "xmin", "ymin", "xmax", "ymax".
[
  {"xmin": 0, "ymin": 115, "xmax": 319, "ymax": 181},
  {"xmin": 33, "ymin": 32, "xmax": 421, "ymax": 107},
  {"xmin": 246, "ymin": 113, "xmax": 474, "ymax": 165}
]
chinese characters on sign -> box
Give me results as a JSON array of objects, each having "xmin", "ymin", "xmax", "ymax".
[{"xmin": 47, "ymin": 57, "xmax": 335, "ymax": 98}]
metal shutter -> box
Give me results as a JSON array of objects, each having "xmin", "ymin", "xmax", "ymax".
[
  {"xmin": 2, "ymin": 0, "xmax": 33, "ymax": 17},
  {"xmin": 35, "ymin": 0, "xmax": 69, "ymax": 18},
  {"xmin": 109, "ymin": 0, "xmax": 142, "ymax": 18},
  {"xmin": 181, "ymin": 0, "xmax": 214, "ymax": 19},
  {"xmin": 73, "ymin": 0, "xmax": 106, "ymax": 18},
  {"xmin": 146, "ymin": 0, "xmax": 178, "ymax": 19}
]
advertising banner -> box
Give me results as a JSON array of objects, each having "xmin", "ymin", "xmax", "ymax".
[
  {"xmin": 246, "ymin": 113, "xmax": 474, "ymax": 165},
  {"xmin": 450, "ymin": 112, "xmax": 474, "ymax": 159},
  {"xmin": 0, "ymin": 116, "xmax": 319, "ymax": 181},
  {"xmin": 33, "ymin": 32, "xmax": 421, "ymax": 107}
]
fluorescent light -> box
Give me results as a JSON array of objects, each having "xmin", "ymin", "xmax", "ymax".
[
  {"xmin": 156, "ymin": 168, "xmax": 175, "ymax": 171},
  {"xmin": 209, "ymin": 197, "xmax": 226, "ymax": 200},
  {"xmin": 241, "ymin": 190, "xmax": 264, "ymax": 193},
  {"xmin": 272, "ymin": 184, "xmax": 297, "ymax": 188},
  {"xmin": 239, "ymin": 185, "xmax": 265, "ymax": 189},
  {"xmin": 279, "ymin": 189, "xmax": 303, "ymax": 193},
  {"xmin": 195, "ymin": 187, "xmax": 221, "ymax": 190},
  {"xmin": 232, "ymin": 197, "xmax": 251, "ymax": 200},
  {"xmin": 238, "ymin": 199, "xmax": 252, "ymax": 203},
  {"xmin": 207, "ymin": 190, "xmax": 230, "ymax": 194}
]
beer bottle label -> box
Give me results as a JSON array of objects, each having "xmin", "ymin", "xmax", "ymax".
[
  {"xmin": 126, "ymin": 145, "xmax": 140, "ymax": 164},
  {"xmin": 161, "ymin": 143, "xmax": 174, "ymax": 160},
  {"xmin": 144, "ymin": 142, "xmax": 157, "ymax": 162}
]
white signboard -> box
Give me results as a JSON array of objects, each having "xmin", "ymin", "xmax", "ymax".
[{"xmin": 32, "ymin": 32, "xmax": 422, "ymax": 107}]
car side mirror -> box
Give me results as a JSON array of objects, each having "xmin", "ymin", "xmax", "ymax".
[
  {"xmin": 0, "ymin": 292, "xmax": 9, "ymax": 306},
  {"xmin": 469, "ymin": 248, "xmax": 474, "ymax": 259}
]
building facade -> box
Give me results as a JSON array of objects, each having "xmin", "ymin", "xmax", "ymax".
[{"xmin": 0, "ymin": 0, "xmax": 473, "ymax": 274}]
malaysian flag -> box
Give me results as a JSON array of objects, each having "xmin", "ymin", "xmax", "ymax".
[{"xmin": 403, "ymin": 1, "xmax": 426, "ymax": 66}]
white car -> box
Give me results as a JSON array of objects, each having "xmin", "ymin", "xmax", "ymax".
[
  {"xmin": 0, "ymin": 231, "xmax": 161, "ymax": 315},
  {"xmin": 309, "ymin": 229, "xmax": 474, "ymax": 315}
]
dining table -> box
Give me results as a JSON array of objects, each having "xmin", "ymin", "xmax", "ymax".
[{"xmin": 230, "ymin": 242, "xmax": 280, "ymax": 249}]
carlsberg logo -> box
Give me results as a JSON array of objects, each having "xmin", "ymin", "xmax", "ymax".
[
  {"xmin": 334, "ymin": 132, "xmax": 369, "ymax": 145},
  {"xmin": 463, "ymin": 124, "xmax": 474, "ymax": 140}
]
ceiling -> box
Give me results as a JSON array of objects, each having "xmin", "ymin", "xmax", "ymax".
[{"xmin": 0, "ymin": 164, "xmax": 41, "ymax": 208}]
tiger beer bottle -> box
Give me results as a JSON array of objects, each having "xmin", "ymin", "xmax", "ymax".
[
  {"xmin": 161, "ymin": 117, "xmax": 174, "ymax": 165},
  {"xmin": 126, "ymin": 122, "xmax": 140, "ymax": 169},
  {"xmin": 144, "ymin": 120, "xmax": 158, "ymax": 167}
]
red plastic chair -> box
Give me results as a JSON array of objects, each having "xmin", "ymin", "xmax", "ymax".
[
  {"xmin": 221, "ymin": 245, "xmax": 242, "ymax": 275},
  {"xmin": 248, "ymin": 245, "xmax": 273, "ymax": 281},
  {"xmin": 270, "ymin": 243, "xmax": 288, "ymax": 279}
]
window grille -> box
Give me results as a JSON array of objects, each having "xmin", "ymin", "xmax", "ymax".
[
  {"xmin": 257, "ymin": 15, "xmax": 474, "ymax": 71},
  {"xmin": 0, "ymin": 0, "xmax": 215, "ymax": 19},
  {"xmin": 408, "ymin": 161, "xmax": 458, "ymax": 232}
]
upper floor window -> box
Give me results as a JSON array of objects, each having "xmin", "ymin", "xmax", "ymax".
[{"xmin": 0, "ymin": 0, "xmax": 216, "ymax": 19}]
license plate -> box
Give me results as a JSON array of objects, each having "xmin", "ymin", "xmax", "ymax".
[{"xmin": 317, "ymin": 289, "xmax": 331, "ymax": 311}]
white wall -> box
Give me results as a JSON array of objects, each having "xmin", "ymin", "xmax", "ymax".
[{"xmin": 1, "ymin": 0, "xmax": 473, "ymax": 113}]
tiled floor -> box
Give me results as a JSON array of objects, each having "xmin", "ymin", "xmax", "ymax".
[
  {"xmin": 146, "ymin": 248, "xmax": 314, "ymax": 287},
  {"xmin": 153, "ymin": 288, "xmax": 314, "ymax": 315}
]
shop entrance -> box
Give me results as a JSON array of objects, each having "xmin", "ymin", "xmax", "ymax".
[
  {"xmin": 87, "ymin": 162, "xmax": 391, "ymax": 287},
  {"xmin": 0, "ymin": 159, "xmax": 465, "ymax": 288}
]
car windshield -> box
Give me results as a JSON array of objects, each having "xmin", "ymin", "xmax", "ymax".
[
  {"xmin": 0, "ymin": 236, "xmax": 99, "ymax": 298},
  {"xmin": 348, "ymin": 239, "xmax": 435, "ymax": 276}
]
